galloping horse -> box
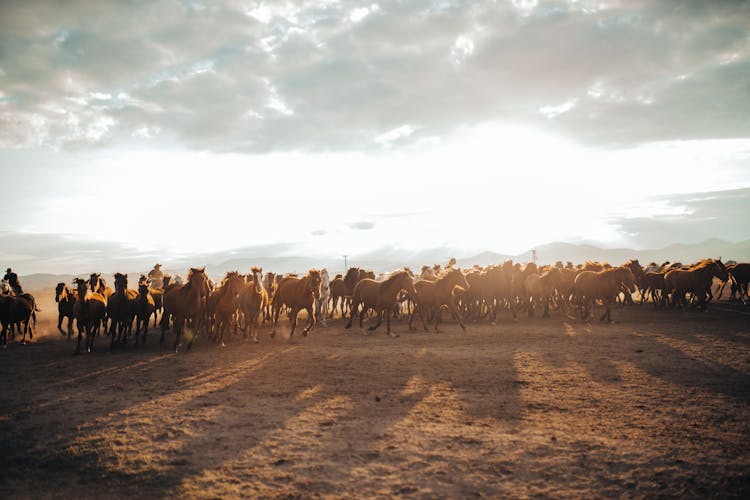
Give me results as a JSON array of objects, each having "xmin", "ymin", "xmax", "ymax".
[
  {"xmin": 107, "ymin": 273, "xmax": 138, "ymax": 349},
  {"xmin": 409, "ymin": 268, "xmax": 470, "ymax": 332},
  {"xmin": 55, "ymin": 282, "xmax": 77, "ymax": 339},
  {"xmin": 239, "ymin": 267, "xmax": 267, "ymax": 342},
  {"xmin": 573, "ymin": 266, "xmax": 635, "ymax": 322},
  {"xmin": 160, "ymin": 267, "xmax": 211, "ymax": 352},
  {"xmin": 329, "ymin": 267, "xmax": 361, "ymax": 319},
  {"xmin": 261, "ymin": 271, "xmax": 276, "ymax": 323},
  {"xmin": 73, "ymin": 278, "xmax": 107, "ymax": 354},
  {"xmin": 271, "ymin": 269, "xmax": 322, "ymax": 338},
  {"xmin": 525, "ymin": 267, "xmax": 563, "ymax": 318},
  {"xmin": 664, "ymin": 259, "xmax": 728, "ymax": 310},
  {"xmin": 134, "ymin": 283, "xmax": 155, "ymax": 345},
  {"xmin": 207, "ymin": 271, "xmax": 244, "ymax": 346},
  {"xmin": 344, "ymin": 270, "xmax": 416, "ymax": 337}
]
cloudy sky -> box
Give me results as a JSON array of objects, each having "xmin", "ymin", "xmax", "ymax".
[{"xmin": 1, "ymin": 0, "xmax": 749, "ymax": 273}]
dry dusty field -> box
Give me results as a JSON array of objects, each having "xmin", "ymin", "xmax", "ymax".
[{"xmin": 1, "ymin": 289, "xmax": 750, "ymax": 498}]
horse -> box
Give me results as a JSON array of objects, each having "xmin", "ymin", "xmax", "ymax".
[
  {"xmin": 239, "ymin": 267, "xmax": 267, "ymax": 342},
  {"xmin": 640, "ymin": 271, "xmax": 667, "ymax": 308},
  {"xmin": 73, "ymin": 278, "xmax": 107, "ymax": 354},
  {"xmin": 261, "ymin": 271, "xmax": 276, "ymax": 323},
  {"xmin": 664, "ymin": 259, "xmax": 728, "ymax": 310},
  {"xmin": 107, "ymin": 273, "xmax": 138, "ymax": 349},
  {"xmin": 271, "ymin": 269, "xmax": 322, "ymax": 338},
  {"xmin": 573, "ymin": 266, "xmax": 635, "ymax": 322},
  {"xmin": 329, "ymin": 267, "xmax": 361, "ymax": 319},
  {"xmin": 55, "ymin": 283, "xmax": 77, "ymax": 339},
  {"xmin": 315, "ymin": 268, "xmax": 330, "ymax": 327},
  {"xmin": 160, "ymin": 267, "xmax": 211, "ymax": 352},
  {"xmin": 408, "ymin": 268, "xmax": 470, "ymax": 332},
  {"xmin": 344, "ymin": 270, "xmax": 416, "ymax": 337},
  {"xmin": 134, "ymin": 283, "xmax": 156, "ymax": 345},
  {"xmin": 726, "ymin": 263, "xmax": 750, "ymax": 303},
  {"xmin": 0, "ymin": 292, "xmax": 37, "ymax": 347},
  {"xmin": 483, "ymin": 261, "xmax": 518, "ymax": 323},
  {"xmin": 206, "ymin": 271, "xmax": 244, "ymax": 346},
  {"xmin": 525, "ymin": 267, "xmax": 563, "ymax": 318}
]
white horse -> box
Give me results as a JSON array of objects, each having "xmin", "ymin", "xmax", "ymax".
[{"xmin": 315, "ymin": 268, "xmax": 330, "ymax": 327}]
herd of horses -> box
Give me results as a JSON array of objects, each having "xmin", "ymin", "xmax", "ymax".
[{"xmin": 1, "ymin": 256, "xmax": 749, "ymax": 353}]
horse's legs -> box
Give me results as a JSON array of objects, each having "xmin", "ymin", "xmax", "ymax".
[
  {"xmin": 303, "ymin": 305, "xmax": 315, "ymax": 336},
  {"xmin": 344, "ymin": 301, "xmax": 356, "ymax": 329},
  {"xmin": 543, "ymin": 296, "xmax": 550, "ymax": 318},
  {"xmin": 449, "ymin": 301, "xmax": 466, "ymax": 332},
  {"xmin": 367, "ymin": 309, "xmax": 384, "ymax": 332},
  {"xmin": 271, "ymin": 303, "xmax": 281, "ymax": 337},
  {"xmin": 289, "ymin": 307, "xmax": 299, "ymax": 337},
  {"xmin": 75, "ymin": 319, "xmax": 85, "ymax": 354}
]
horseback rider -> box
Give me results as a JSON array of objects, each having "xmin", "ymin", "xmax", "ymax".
[
  {"xmin": 147, "ymin": 263, "xmax": 164, "ymax": 289},
  {"xmin": 3, "ymin": 268, "xmax": 23, "ymax": 294}
]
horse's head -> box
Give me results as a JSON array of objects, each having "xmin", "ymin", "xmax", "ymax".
[
  {"xmin": 224, "ymin": 271, "xmax": 244, "ymax": 293},
  {"xmin": 446, "ymin": 268, "xmax": 470, "ymax": 291},
  {"xmin": 138, "ymin": 282, "xmax": 150, "ymax": 297},
  {"xmin": 89, "ymin": 273, "xmax": 101, "ymax": 291},
  {"xmin": 712, "ymin": 259, "xmax": 729, "ymax": 281},
  {"xmin": 74, "ymin": 278, "xmax": 88, "ymax": 296},
  {"xmin": 0, "ymin": 279, "xmax": 9, "ymax": 294},
  {"xmin": 55, "ymin": 282, "xmax": 66, "ymax": 302},
  {"xmin": 114, "ymin": 273, "xmax": 128, "ymax": 291},
  {"xmin": 396, "ymin": 271, "xmax": 417, "ymax": 298},
  {"xmin": 188, "ymin": 267, "xmax": 210, "ymax": 296},
  {"xmin": 617, "ymin": 267, "xmax": 636, "ymax": 293},
  {"xmin": 307, "ymin": 269, "xmax": 322, "ymax": 299}
]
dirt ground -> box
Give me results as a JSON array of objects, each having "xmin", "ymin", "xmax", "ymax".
[{"xmin": 1, "ymin": 289, "xmax": 749, "ymax": 498}]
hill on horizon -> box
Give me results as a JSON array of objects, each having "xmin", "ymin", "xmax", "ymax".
[{"xmin": 16, "ymin": 238, "xmax": 750, "ymax": 291}]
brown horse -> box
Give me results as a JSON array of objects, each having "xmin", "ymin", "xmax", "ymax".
[
  {"xmin": 271, "ymin": 269, "xmax": 322, "ymax": 338},
  {"xmin": 344, "ymin": 271, "xmax": 416, "ymax": 337},
  {"xmin": 664, "ymin": 259, "xmax": 728, "ymax": 310},
  {"xmin": 206, "ymin": 271, "xmax": 244, "ymax": 346},
  {"xmin": 329, "ymin": 267, "xmax": 362, "ymax": 319},
  {"xmin": 134, "ymin": 283, "xmax": 155, "ymax": 345},
  {"xmin": 160, "ymin": 267, "xmax": 211, "ymax": 351},
  {"xmin": 409, "ymin": 268, "xmax": 470, "ymax": 332},
  {"xmin": 483, "ymin": 261, "xmax": 518, "ymax": 323},
  {"xmin": 525, "ymin": 267, "xmax": 563, "ymax": 318},
  {"xmin": 239, "ymin": 267, "xmax": 267, "ymax": 342},
  {"xmin": 73, "ymin": 278, "xmax": 107, "ymax": 354},
  {"xmin": 261, "ymin": 271, "xmax": 276, "ymax": 323},
  {"xmin": 573, "ymin": 266, "xmax": 635, "ymax": 322},
  {"xmin": 55, "ymin": 282, "xmax": 77, "ymax": 339}
]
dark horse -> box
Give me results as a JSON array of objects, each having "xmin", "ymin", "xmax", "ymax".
[
  {"xmin": 107, "ymin": 273, "xmax": 138, "ymax": 349},
  {"xmin": 135, "ymin": 283, "xmax": 155, "ymax": 345},
  {"xmin": 55, "ymin": 282, "xmax": 77, "ymax": 339},
  {"xmin": 160, "ymin": 267, "xmax": 210, "ymax": 352},
  {"xmin": 345, "ymin": 270, "xmax": 416, "ymax": 337}
]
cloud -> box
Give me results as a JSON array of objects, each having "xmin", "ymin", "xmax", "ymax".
[
  {"xmin": 310, "ymin": 229, "xmax": 328, "ymax": 236},
  {"xmin": 350, "ymin": 220, "xmax": 375, "ymax": 230},
  {"xmin": 610, "ymin": 187, "xmax": 750, "ymax": 249},
  {"xmin": 1, "ymin": 1, "xmax": 748, "ymax": 151}
]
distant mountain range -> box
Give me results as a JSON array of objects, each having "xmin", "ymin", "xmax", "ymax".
[{"xmin": 18, "ymin": 238, "xmax": 750, "ymax": 292}]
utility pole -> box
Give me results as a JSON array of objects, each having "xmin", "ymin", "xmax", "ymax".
[
  {"xmin": 532, "ymin": 249, "xmax": 537, "ymax": 264},
  {"xmin": 343, "ymin": 254, "xmax": 348, "ymax": 273}
]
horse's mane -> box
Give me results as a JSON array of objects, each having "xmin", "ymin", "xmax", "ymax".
[
  {"xmin": 379, "ymin": 271, "xmax": 412, "ymax": 296},
  {"xmin": 251, "ymin": 266, "xmax": 262, "ymax": 274}
]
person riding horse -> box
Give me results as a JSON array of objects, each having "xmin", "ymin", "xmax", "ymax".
[
  {"xmin": 147, "ymin": 263, "xmax": 164, "ymax": 289},
  {"xmin": 3, "ymin": 268, "xmax": 23, "ymax": 294}
]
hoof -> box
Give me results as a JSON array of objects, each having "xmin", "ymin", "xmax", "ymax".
[{"xmin": 253, "ymin": 337, "xmax": 258, "ymax": 343}]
